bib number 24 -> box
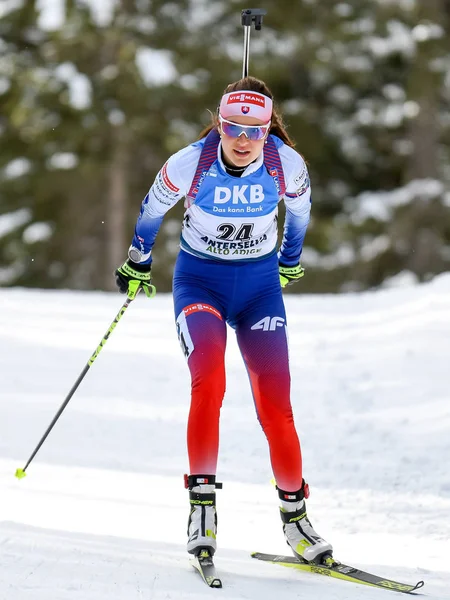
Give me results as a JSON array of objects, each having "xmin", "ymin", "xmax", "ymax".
[{"xmin": 217, "ymin": 223, "xmax": 254, "ymax": 241}]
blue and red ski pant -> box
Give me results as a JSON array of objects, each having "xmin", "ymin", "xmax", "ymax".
[{"xmin": 173, "ymin": 250, "xmax": 303, "ymax": 492}]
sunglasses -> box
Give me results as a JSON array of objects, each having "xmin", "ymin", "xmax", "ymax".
[{"xmin": 219, "ymin": 116, "xmax": 271, "ymax": 141}]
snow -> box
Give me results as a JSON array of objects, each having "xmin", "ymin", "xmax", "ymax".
[
  {"xmin": 403, "ymin": 100, "xmax": 421, "ymax": 119},
  {"xmin": 366, "ymin": 20, "xmax": 416, "ymax": 59},
  {"xmin": 0, "ymin": 208, "xmax": 31, "ymax": 238},
  {"xmin": 412, "ymin": 23, "xmax": 445, "ymax": 43},
  {"xmin": 36, "ymin": 0, "xmax": 65, "ymax": 31},
  {"xmin": 54, "ymin": 63, "xmax": 92, "ymax": 110},
  {"xmin": 108, "ymin": 109, "xmax": 126, "ymax": 126},
  {"xmin": 0, "ymin": 77, "xmax": 10, "ymax": 95},
  {"xmin": 349, "ymin": 179, "xmax": 445, "ymax": 225},
  {"xmin": 342, "ymin": 55, "xmax": 373, "ymax": 73},
  {"xmin": 23, "ymin": 222, "xmax": 54, "ymax": 245},
  {"xmin": 47, "ymin": 152, "xmax": 79, "ymax": 170},
  {"xmin": 334, "ymin": 3, "xmax": 354, "ymax": 18},
  {"xmin": 1, "ymin": 276, "xmax": 449, "ymax": 598},
  {"xmin": 135, "ymin": 49, "xmax": 177, "ymax": 87},
  {"xmin": 0, "ymin": 0, "xmax": 25, "ymax": 19},
  {"xmin": 359, "ymin": 234, "xmax": 390, "ymax": 262},
  {"xmin": 2, "ymin": 158, "xmax": 32, "ymax": 180},
  {"xmin": 36, "ymin": 0, "xmax": 118, "ymax": 30},
  {"xmin": 380, "ymin": 270, "xmax": 419, "ymax": 289},
  {"xmin": 79, "ymin": 0, "xmax": 118, "ymax": 28}
]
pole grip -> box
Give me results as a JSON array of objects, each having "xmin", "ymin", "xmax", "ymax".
[{"xmin": 241, "ymin": 8, "xmax": 266, "ymax": 29}]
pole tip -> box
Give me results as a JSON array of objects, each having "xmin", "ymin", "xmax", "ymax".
[{"xmin": 15, "ymin": 468, "xmax": 26, "ymax": 480}]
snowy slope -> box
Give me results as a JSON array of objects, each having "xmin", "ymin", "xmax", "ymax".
[{"xmin": 1, "ymin": 276, "xmax": 449, "ymax": 599}]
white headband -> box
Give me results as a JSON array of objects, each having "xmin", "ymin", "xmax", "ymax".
[{"xmin": 219, "ymin": 91, "xmax": 272, "ymax": 122}]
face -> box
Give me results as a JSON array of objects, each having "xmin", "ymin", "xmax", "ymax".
[{"xmin": 219, "ymin": 115, "xmax": 270, "ymax": 168}]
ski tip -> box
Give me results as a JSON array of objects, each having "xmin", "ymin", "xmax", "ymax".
[{"xmin": 15, "ymin": 468, "xmax": 26, "ymax": 480}]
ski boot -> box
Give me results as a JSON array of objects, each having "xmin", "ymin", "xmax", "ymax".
[
  {"xmin": 278, "ymin": 480, "xmax": 333, "ymax": 563},
  {"xmin": 185, "ymin": 474, "xmax": 222, "ymax": 557}
]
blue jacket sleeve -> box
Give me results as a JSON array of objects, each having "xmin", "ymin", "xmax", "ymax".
[
  {"xmin": 278, "ymin": 203, "xmax": 310, "ymax": 266},
  {"xmin": 129, "ymin": 154, "xmax": 187, "ymax": 264},
  {"xmin": 277, "ymin": 148, "xmax": 312, "ymax": 266},
  {"xmin": 131, "ymin": 193, "xmax": 165, "ymax": 265}
]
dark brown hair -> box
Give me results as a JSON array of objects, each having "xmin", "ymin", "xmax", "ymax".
[{"xmin": 197, "ymin": 76, "xmax": 296, "ymax": 148}]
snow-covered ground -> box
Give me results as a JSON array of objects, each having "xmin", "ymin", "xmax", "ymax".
[{"xmin": 1, "ymin": 276, "xmax": 449, "ymax": 599}]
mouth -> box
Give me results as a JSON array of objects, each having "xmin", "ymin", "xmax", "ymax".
[{"xmin": 233, "ymin": 149, "xmax": 251, "ymax": 158}]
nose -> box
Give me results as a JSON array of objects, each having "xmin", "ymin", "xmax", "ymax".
[{"xmin": 236, "ymin": 132, "xmax": 250, "ymax": 144}]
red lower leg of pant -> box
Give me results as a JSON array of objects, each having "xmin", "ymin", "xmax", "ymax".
[
  {"xmin": 264, "ymin": 414, "xmax": 303, "ymax": 492},
  {"xmin": 187, "ymin": 363, "xmax": 226, "ymax": 475},
  {"xmin": 251, "ymin": 372, "xmax": 303, "ymax": 491}
]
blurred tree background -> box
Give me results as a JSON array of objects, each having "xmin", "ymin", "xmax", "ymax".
[{"xmin": 0, "ymin": 0, "xmax": 449, "ymax": 293}]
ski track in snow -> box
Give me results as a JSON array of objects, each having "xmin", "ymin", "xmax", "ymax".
[{"xmin": 0, "ymin": 276, "xmax": 449, "ymax": 599}]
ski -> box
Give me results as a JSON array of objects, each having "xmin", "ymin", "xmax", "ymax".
[
  {"xmin": 190, "ymin": 549, "xmax": 222, "ymax": 588},
  {"xmin": 251, "ymin": 552, "xmax": 425, "ymax": 594}
]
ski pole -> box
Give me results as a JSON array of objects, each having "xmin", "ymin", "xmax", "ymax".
[
  {"xmin": 241, "ymin": 8, "xmax": 267, "ymax": 78},
  {"xmin": 15, "ymin": 280, "xmax": 155, "ymax": 479}
]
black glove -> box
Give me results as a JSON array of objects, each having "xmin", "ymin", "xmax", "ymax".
[
  {"xmin": 279, "ymin": 262, "xmax": 305, "ymax": 288},
  {"xmin": 115, "ymin": 260, "xmax": 155, "ymax": 298}
]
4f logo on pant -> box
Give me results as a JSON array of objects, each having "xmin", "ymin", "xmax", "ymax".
[{"xmin": 251, "ymin": 316, "xmax": 285, "ymax": 331}]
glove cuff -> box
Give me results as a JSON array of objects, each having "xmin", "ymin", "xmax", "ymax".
[
  {"xmin": 120, "ymin": 261, "xmax": 151, "ymax": 281},
  {"xmin": 127, "ymin": 260, "xmax": 151, "ymax": 273},
  {"xmin": 279, "ymin": 263, "xmax": 302, "ymax": 276}
]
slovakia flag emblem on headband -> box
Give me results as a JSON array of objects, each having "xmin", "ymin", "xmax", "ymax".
[{"xmin": 241, "ymin": 106, "xmax": 250, "ymax": 114}]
